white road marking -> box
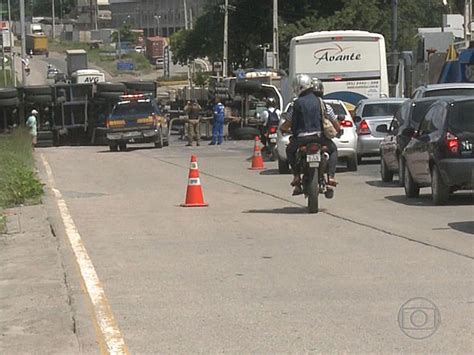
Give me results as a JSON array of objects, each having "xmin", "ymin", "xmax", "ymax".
[{"xmin": 41, "ymin": 154, "xmax": 129, "ymax": 355}]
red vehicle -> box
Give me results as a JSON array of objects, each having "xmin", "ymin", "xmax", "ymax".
[{"xmin": 145, "ymin": 36, "xmax": 167, "ymax": 67}]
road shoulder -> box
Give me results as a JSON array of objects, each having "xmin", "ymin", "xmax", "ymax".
[{"xmin": 0, "ymin": 204, "xmax": 80, "ymax": 354}]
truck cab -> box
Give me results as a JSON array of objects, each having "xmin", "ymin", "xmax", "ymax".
[{"xmin": 71, "ymin": 69, "xmax": 105, "ymax": 84}]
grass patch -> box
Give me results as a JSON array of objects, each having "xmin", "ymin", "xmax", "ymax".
[
  {"xmin": 0, "ymin": 129, "xmax": 43, "ymax": 213},
  {"xmin": 49, "ymin": 41, "xmax": 154, "ymax": 77}
]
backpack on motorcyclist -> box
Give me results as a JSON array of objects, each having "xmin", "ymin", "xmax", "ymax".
[{"xmin": 266, "ymin": 109, "xmax": 280, "ymax": 128}]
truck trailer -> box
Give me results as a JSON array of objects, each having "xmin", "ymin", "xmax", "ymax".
[
  {"xmin": 26, "ymin": 34, "xmax": 48, "ymax": 54},
  {"xmin": 66, "ymin": 49, "xmax": 88, "ymax": 77}
]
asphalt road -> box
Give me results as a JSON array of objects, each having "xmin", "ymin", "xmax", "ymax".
[{"xmin": 38, "ymin": 139, "xmax": 473, "ymax": 353}]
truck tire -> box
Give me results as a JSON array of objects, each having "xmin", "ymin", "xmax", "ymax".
[
  {"xmin": 23, "ymin": 86, "xmax": 52, "ymax": 96},
  {"xmin": 35, "ymin": 139, "xmax": 54, "ymax": 148},
  {"xmin": 92, "ymin": 127, "xmax": 108, "ymax": 145},
  {"xmin": 37, "ymin": 130, "xmax": 53, "ymax": 140},
  {"xmin": 125, "ymin": 81, "xmax": 156, "ymax": 93},
  {"xmin": 96, "ymin": 82, "xmax": 126, "ymax": 93},
  {"xmin": 24, "ymin": 94, "xmax": 53, "ymax": 104},
  {"xmin": 0, "ymin": 88, "xmax": 18, "ymax": 99},
  {"xmin": 0, "ymin": 97, "xmax": 19, "ymax": 106},
  {"xmin": 232, "ymin": 126, "xmax": 259, "ymax": 140}
]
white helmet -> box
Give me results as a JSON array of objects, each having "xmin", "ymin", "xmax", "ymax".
[
  {"xmin": 31, "ymin": 109, "xmax": 39, "ymax": 115},
  {"xmin": 293, "ymin": 74, "xmax": 312, "ymax": 96}
]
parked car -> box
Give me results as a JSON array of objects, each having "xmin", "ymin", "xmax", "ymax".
[
  {"xmin": 106, "ymin": 93, "xmax": 169, "ymax": 152},
  {"xmin": 276, "ymin": 99, "xmax": 358, "ymax": 173},
  {"xmin": 402, "ymin": 97, "xmax": 474, "ymax": 205},
  {"xmin": 378, "ymin": 97, "xmax": 439, "ymax": 184},
  {"xmin": 353, "ymin": 98, "xmax": 407, "ymax": 163},
  {"xmin": 134, "ymin": 46, "xmax": 145, "ymax": 53},
  {"xmin": 411, "ymin": 83, "xmax": 474, "ymax": 99}
]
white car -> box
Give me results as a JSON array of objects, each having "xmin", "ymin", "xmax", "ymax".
[{"xmin": 276, "ymin": 99, "xmax": 358, "ymax": 173}]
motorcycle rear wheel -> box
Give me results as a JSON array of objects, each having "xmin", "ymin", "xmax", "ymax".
[{"xmin": 307, "ymin": 167, "xmax": 319, "ymax": 214}]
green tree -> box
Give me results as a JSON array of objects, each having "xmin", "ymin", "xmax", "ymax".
[
  {"xmin": 170, "ymin": 0, "xmax": 455, "ymax": 72},
  {"xmin": 110, "ymin": 25, "xmax": 138, "ymax": 43}
]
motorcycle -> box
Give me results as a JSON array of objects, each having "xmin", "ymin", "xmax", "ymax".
[
  {"xmin": 296, "ymin": 142, "xmax": 333, "ymax": 213},
  {"xmin": 266, "ymin": 124, "xmax": 279, "ymax": 161}
]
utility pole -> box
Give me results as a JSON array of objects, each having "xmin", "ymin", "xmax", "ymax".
[
  {"xmin": 20, "ymin": 0, "xmax": 26, "ymax": 86},
  {"xmin": 8, "ymin": 0, "xmax": 16, "ymax": 86},
  {"xmin": 189, "ymin": 8, "xmax": 193, "ymax": 30},
  {"xmin": 1, "ymin": 0, "xmax": 6, "ymax": 85},
  {"xmin": 272, "ymin": 0, "xmax": 279, "ymax": 70},
  {"xmin": 391, "ymin": 0, "xmax": 399, "ymax": 94},
  {"xmin": 465, "ymin": 0, "xmax": 473, "ymax": 46},
  {"xmin": 391, "ymin": 0, "xmax": 398, "ymax": 53},
  {"xmin": 52, "ymin": 0, "xmax": 56, "ymax": 39},
  {"xmin": 223, "ymin": 0, "xmax": 228, "ymax": 77},
  {"xmin": 184, "ymin": 0, "xmax": 192, "ymax": 89},
  {"xmin": 117, "ymin": 28, "xmax": 121, "ymax": 59},
  {"xmin": 184, "ymin": 0, "xmax": 188, "ymax": 30}
]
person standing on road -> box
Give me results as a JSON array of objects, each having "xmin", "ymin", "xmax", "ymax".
[
  {"xmin": 210, "ymin": 97, "xmax": 225, "ymax": 145},
  {"xmin": 26, "ymin": 109, "xmax": 38, "ymax": 150},
  {"xmin": 184, "ymin": 99, "xmax": 202, "ymax": 146}
]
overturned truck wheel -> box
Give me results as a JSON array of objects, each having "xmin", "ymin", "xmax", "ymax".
[
  {"xmin": 23, "ymin": 86, "xmax": 53, "ymax": 96},
  {"xmin": 0, "ymin": 88, "xmax": 18, "ymax": 99},
  {"xmin": 96, "ymin": 82, "xmax": 126, "ymax": 93},
  {"xmin": 0, "ymin": 97, "xmax": 19, "ymax": 107}
]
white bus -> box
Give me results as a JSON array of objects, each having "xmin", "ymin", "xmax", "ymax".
[{"xmin": 289, "ymin": 30, "xmax": 389, "ymax": 109}]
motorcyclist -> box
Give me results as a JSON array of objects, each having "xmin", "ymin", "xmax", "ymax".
[
  {"xmin": 259, "ymin": 97, "xmax": 281, "ymax": 150},
  {"xmin": 281, "ymin": 74, "xmax": 341, "ymax": 195},
  {"xmin": 310, "ymin": 77, "xmax": 340, "ymax": 186}
]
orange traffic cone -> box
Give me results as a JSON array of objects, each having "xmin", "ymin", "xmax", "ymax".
[
  {"xmin": 181, "ymin": 155, "xmax": 209, "ymax": 207},
  {"xmin": 249, "ymin": 136, "xmax": 265, "ymax": 170}
]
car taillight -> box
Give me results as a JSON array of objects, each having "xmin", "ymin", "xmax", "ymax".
[
  {"xmin": 269, "ymin": 126, "xmax": 277, "ymax": 133},
  {"xmin": 446, "ymin": 131, "xmax": 459, "ymax": 153},
  {"xmin": 358, "ymin": 120, "xmax": 370, "ymax": 135},
  {"xmin": 340, "ymin": 120, "xmax": 353, "ymax": 128}
]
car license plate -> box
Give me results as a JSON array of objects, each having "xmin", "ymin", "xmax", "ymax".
[
  {"xmin": 306, "ymin": 153, "xmax": 321, "ymax": 162},
  {"xmin": 269, "ymin": 133, "xmax": 277, "ymax": 138}
]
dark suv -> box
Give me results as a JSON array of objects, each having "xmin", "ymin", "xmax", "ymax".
[
  {"xmin": 106, "ymin": 94, "xmax": 169, "ymax": 151},
  {"xmin": 402, "ymin": 97, "xmax": 474, "ymax": 205},
  {"xmin": 378, "ymin": 98, "xmax": 439, "ymax": 184}
]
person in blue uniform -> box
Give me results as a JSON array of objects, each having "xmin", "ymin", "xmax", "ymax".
[{"xmin": 210, "ymin": 97, "xmax": 225, "ymax": 145}]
